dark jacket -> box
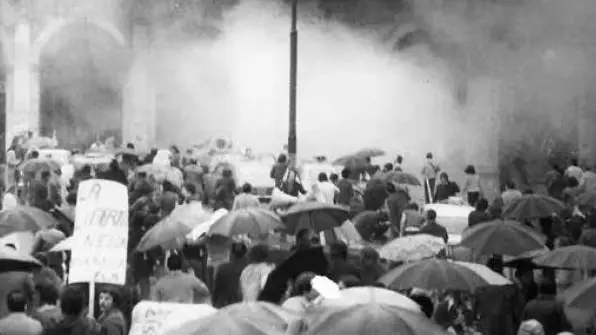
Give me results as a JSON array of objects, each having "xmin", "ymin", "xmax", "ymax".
[
  {"xmin": 98, "ymin": 310, "xmax": 126, "ymax": 335},
  {"xmin": 335, "ymin": 179, "xmax": 354, "ymax": 206},
  {"xmin": 42, "ymin": 315, "xmax": 104, "ymax": 335},
  {"xmin": 468, "ymin": 210, "xmax": 492, "ymax": 228},
  {"xmin": 419, "ymin": 221, "xmax": 448, "ymax": 244},
  {"xmin": 434, "ymin": 181, "xmax": 460, "ymax": 203},
  {"xmin": 212, "ymin": 259, "xmax": 247, "ymax": 308},
  {"xmin": 327, "ymin": 259, "xmax": 360, "ymax": 282},
  {"xmin": 521, "ymin": 295, "xmax": 572, "ymax": 335},
  {"xmin": 270, "ymin": 163, "xmax": 288, "ymax": 188}
]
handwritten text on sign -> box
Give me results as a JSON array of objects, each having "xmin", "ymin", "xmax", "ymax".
[
  {"xmin": 128, "ymin": 301, "xmax": 216, "ymax": 335},
  {"xmin": 68, "ymin": 180, "xmax": 129, "ymax": 285}
]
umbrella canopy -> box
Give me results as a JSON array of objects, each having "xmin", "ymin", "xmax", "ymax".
[
  {"xmin": 20, "ymin": 158, "xmax": 61, "ymax": 175},
  {"xmin": 35, "ymin": 228, "xmax": 65, "ymax": 249},
  {"xmin": 460, "ymin": 219, "xmax": 546, "ymax": 256},
  {"xmin": 0, "ymin": 206, "xmax": 58, "ymax": 236},
  {"xmin": 559, "ymin": 276, "xmax": 596, "ymax": 310},
  {"xmin": 167, "ymin": 310, "xmax": 286, "ymax": 335},
  {"xmin": 532, "ymin": 245, "xmax": 596, "ymax": 270},
  {"xmin": 379, "ymin": 258, "xmax": 501, "ymax": 291},
  {"xmin": 280, "ymin": 202, "xmax": 349, "ymax": 234},
  {"xmin": 187, "ymin": 209, "xmax": 229, "ymax": 241},
  {"xmin": 208, "ymin": 208, "xmax": 283, "ymax": 238},
  {"xmin": 501, "ymin": 194, "xmax": 565, "ymax": 221},
  {"xmin": 332, "ymin": 148, "xmax": 385, "ymax": 166},
  {"xmin": 0, "ymin": 246, "xmax": 42, "ymax": 273},
  {"xmin": 379, "ymin": 171, "xmax": 422, "ymax": 187},
  {"xmin": 452, "ymin": 261, "xmax": 511, "ymax": 286},
  {"xmin": 321, "ymin": 287, "xmax": 421, "ymax": 312},
  {"xmin": 218, "ymin": 302, "xmax": 301, "ymax": 332},
  {"xmin": 379, "ymin": 234, "xmax": 446, "ymax": 263},
  {"xmin": 136, "ymin": 215, "xmax": 193, "ymax": 252},
  {"xmin": 576, "ymin": 191, "xmax": 596, "ymax": 209},
  {"xmin": 50, "ymin": 236, "xmax": 73, "ymax": 252},
  {"xmin": 308, "ymin": 304, "xmax": 448, "ymax": 335}
]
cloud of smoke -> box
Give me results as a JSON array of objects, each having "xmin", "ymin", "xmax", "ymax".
[{"xmin": 138, "ymin": 0, "xmax": 468, "ymax": 168}]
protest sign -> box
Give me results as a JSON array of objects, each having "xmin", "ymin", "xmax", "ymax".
[
  {"xmin": 68, "ymin": 180, "xmax": 129, "ymax": 285},
  {"xmin": 129, "ymin": 301, "xmax": 216, "ymax": 335}
]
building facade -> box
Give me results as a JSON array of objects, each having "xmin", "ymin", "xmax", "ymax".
[{"xmin": 0, "ymin": 0, "xmax": 157, "ymax": 151}]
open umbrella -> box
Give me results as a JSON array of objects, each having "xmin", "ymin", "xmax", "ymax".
[
  {"xmin": 208, "ymin": 208, "xmax": 283, "ymax": 238},
  {"xmin": 322, "ymin": 287, "xmax": 421, "ymax": 312},
  {"xmin": 136, "ymin": 210, "xmax": 202, "ymax": 252},
  {"xmin": 0, "ymin": 246, "xmax": 42, "ymax": 273},
  {"xmin": 379, "ymin": 171, "xmax": 422, "ymax": 187},
  {"xmin": 576, "ymin": 191, "xmax": 596, "ymax": 209},
  {"xmin": 452, "ymin": 261, "xmax": 512, "ymax": 286},
  {"xmin": 167, "ymin": 310, "xmax": 286, "ymax": 335},
  {"xmin": 379, "ymin": 234, "xmax": 446, "ymax": 263},
  {"xmin": 501, "ymin": 194, "xmax": 565, "ymax": 221},
  {"xmin": 559, "ymin": 276, "xmax": 596, "ymax": 310},
  {"xmin": 460, "ymin": 219, "xmax": 546, "ymax": 257},
  {"xmin": 218, "ymin": 302, "xmax": 301, "ymax": 332},
  {"xmin": 332, "ymin": 148, "xmax": 385, "ymax": 166},
  {"xmin": 0, "ymin": 206, "xmax": 58, "ymax": 236},
  {"xmin": 379, "ymin": 258, "xmax": 505, "ymax": 291},
  {"xmin": 308, "ymin": 304, "xmax": 448, "ymax": 335},
  {"xmin": 532, "ymin": 245, "xmax": 596, "ymax": 271},
  {"xmin": 20, "ymin": 158, "xmax": 61, "ymax": 175},
  {"xmin": 280, "ymin": 202, "xmax": 349, "ymax": 234}
]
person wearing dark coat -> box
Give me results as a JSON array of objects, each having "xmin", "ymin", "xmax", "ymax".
[
  {"xmin": 521, "ymin": 280, "xmax": 572, "ymax": 335},
  {"xmin": 98, "ymin": 160, "xmax": 127, "ymax": 186},
  {"xmin": 468, "ymin": 199, "xmax": 492, "ymax": 228},
  {"xmin": 386, "ymin": 184, "xmax": 411, "ymax": 237},
  {"xmin": 270, "ymin": 154, "xmax": 289, "ymax": 188},
  {"xmin": 212, "ymin": 242, "xmax": 248, "ymax": 308},
  {"xmin": 335, "ymin": 168, "xmax": 354, "ymax": 206},
  {"xmin": 327, "ymin": 242, "xmax": 359, "ymax": 282},
  {"xmin": 43, "ymin": 286, "xmax": 103, "ymax": 335},
  {"xmin": 419, "ymin": 210, "xmax": 448, "ymax": 244},
  {"xmin": 434, "ymin": 172, "xmax": 460, "ymax": 203}
]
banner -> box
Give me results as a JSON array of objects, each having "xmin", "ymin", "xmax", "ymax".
[
  {"xmin": 68, "ymin": 180, "xmax": 129, "ymax": 285},
  {"xmin": 129, "ymin": 301, "xmax": 216, "ymax": 335}
]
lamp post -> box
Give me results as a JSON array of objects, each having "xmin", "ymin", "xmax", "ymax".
[{"xmin": 288, "ymin": 0, "xmax": 298, "ymax": 165}]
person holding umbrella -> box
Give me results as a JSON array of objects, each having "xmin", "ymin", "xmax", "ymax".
[{"xmin": 421, "ymin": 152, "xmax": 440, "ymax": 204}]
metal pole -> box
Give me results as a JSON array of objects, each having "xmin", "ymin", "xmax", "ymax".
[{"xmin": 288, "ymin": 0, "xmax": 298, "ymax": 165}]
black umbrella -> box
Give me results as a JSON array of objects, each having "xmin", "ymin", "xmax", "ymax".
[{"xmin": 259, "ymin": 246, "xmax": 328, "ymax": 304}]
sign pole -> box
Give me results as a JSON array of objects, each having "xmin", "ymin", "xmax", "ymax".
[{"xmin": 88, "ymin": 274, "xmax": 96, "ymax": 318}]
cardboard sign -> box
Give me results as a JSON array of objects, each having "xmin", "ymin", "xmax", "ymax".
[
  {"xmin": 68, "ymin": 180, "xmax": 129, "ymax": 285},
  {"xmin": 129, "ymin": 301, "xmax": 216, "ymax": 335}
]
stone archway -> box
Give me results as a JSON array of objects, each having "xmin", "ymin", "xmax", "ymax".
[{"xmin": 32, "ymin": 18, "xmax": 127, "ymax": 149}]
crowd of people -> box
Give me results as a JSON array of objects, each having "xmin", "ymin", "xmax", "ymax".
[{"xmin": 0, "ymin": 139, "xmax": 595, "ymax": 335}]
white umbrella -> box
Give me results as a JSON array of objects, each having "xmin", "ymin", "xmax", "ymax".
[
  {"xmin": 50, "ymin": 236, "xmax": 74, "ymax": 252},
  {"xmin": 379, "ymin": 234, "xmax": 446, "ymax": 262},
  {"xmin": 321, "ymin": 287, "xmax": 421, "ymax": 313},
  {"xmin": 451, "ymin": 260, "xmax": 511, "ymax": 286},
  {"xmin": 187, "ymin": 209, "xmax": 229, "ymax": 241}
]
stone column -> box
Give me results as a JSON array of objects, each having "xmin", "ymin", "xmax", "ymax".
[{"xmin": 122, "ymin": 24, "xmax": 156, "ymax": 151}]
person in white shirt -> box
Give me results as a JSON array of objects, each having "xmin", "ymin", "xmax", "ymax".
[
  {"xmin": 565, "ymin": 157, "xmax": 583, "ymax": 184},
  {"xmin": 316, "ymin": 173, "xmax": 339, "ymax": 204},
  {"xmin": 232, "ymin": 183, "xmax": 261, "ymax": 210},
  {"xmin": 421, "ymin": 153, "xmax": 440, "ymax": 203},
  {"xmin": 501, "ymin": 182, "xmax": 523, "ymax": 208},
  {"xmin": 394, "ymin": 155, "xmax": 404, "ymax": 171}
]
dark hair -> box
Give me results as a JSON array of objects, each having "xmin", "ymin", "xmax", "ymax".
[
  {"xmin": 36, "ymin": 283, "xmax": 59, "ymax": 306},
  {"xmin": 426, "ymin": 209, "xmax": 437, "ymax": 221},
  {"xmin": 183, "ymin": 182, "xmax": 197, "ymax": 195},
  {"xmin": 538, "ymin": 279, "xmax": 557, "ymax": 295},
  {"xmin": 291, "ymin": 272, "xmax": 316, "ymax": 297},
  {"xmin": 60, "ymin": 286, "xmax": 86, "ymax": 316},
  {"xmin": 126, "ymin": 142, "xmax": 135, "ymax": 149},
  {"xmin": 99, "ymin": 287, "xmax": 121, "ymax": 307},
  {"xmin": 386, "ymin": 182, "xmax": 396, "ymax": 193},
  {"xmin": 230, "ymin": 242, "xmax": 248, "ymax": 259},
  {"xmin": 31, "ymin": 151, "xmax": 39, "ymax": 159},
  {"xmin": 439, "ymin": 172, "xmax": 449, "ymax": 181},
  {"xmin": 6, "ymin": 290, "xmax": 28, "ymax": 312},
  {"xmin": 81, "ymin": 165, "xmax": 92, "ymax": 174},
  {"xmin": 339, "ymin": 275, "xmax": 361, "ymax": 288},
  {"xmin": 384, "ymin": 163, "xmax": 394, "ymax": 171},
  {"xmin": 406, "ymin": 202, "xmax": 419, "ymax": 211},
  {"xmin": 571, "ymin": 157, "xmax": 579, "ymax": 166},
  {"xmin": 329, "ymin": 173, "xmax": 339, "ymax": 182},
  {"xmin": 296, "ymin": 229, "xmax": 311, "ymax": 241},
  {"xmin": 372, "ymin": 282, "xmax": 386, "ymax": 288},
  {"xmin": 410, "ymin": 294, "xmax": 434, "ymax": 318},
  {"xmin": 248, "ymin": 244, "xmax": 269, "ymax": 263},
  {"xmin": 476, "ymin": 198, "xmax": 489, "ymax": 211},
  {"xmin": 166, "ymin": 253, "xmax": 183, "ymax": 271},
  {"xmin": 242, "ymin": 183, "xmax": 252, "ymax": 193},
  {"xmin": 396, "ymin": 155, "xmax": 403, "ymax": 163},
  {"xmin": 506, "ymin": 181, "xmax": 516, "ymax": 189},
  {"xmin": 330, "ymin": 241, "xmax": 348, "ymax": 260},
  {"xmin": 318, "ymin": 172, "xmax": 328, "ymax": 182},
  {"xmin": 341, "ymin": 168, "xmax": 350, "ymax": 179},
  {"xmin": 426, "ymin": 153, "xmax": 433, "ymax": 159},
  {"xmin": 41, "ymin": 170, "xmax": 51, "ymax": 179},
  {"xmin": 464, "ymin": 165, "xmax": 476, "ymax": 174},
  {"xmin": 277, "ymin": 154, "xmax": 287, "ymax": 164}
]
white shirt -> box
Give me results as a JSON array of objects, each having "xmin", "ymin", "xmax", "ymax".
[
  {"xmin": 317, "ymin": 182, "xmax": 339, "ymax": 204},
  {"xmin": 565, "ymin": 165, "xmax": 583, "ymax": 182}
]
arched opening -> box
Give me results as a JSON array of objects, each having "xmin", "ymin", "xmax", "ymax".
[{"xmin": 39, "ymin": 22, "xmax": 127, "ymax": 149}]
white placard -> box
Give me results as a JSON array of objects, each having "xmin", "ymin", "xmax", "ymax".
[
  {"xmin": 129, "ymin": 301, "xmax": 216, "ymax": 335},
  {"xmin": 68, "ymin": 180, "xmax": 129, "ymax": 285}
]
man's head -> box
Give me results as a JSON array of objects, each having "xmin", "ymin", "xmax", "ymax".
[
  {"xmin": 396, "ymin": 155, "xmax": 403, "ymax": 164},
  {"xmin": 6, "ymin": 290, "xmax": 28, "ymax": 313},
  {"xmin": 330, "ymin": 241, "xmax": 348, "ymax": 260},
  {"xmin": 241, "ymin": 183, "xmax": 252, "ymax": 194},
  {"xmin": 318, "ymin": 172, "xmax": 328, "ymax": 183},
  {"xmin": 59, "ymin": 286, "xmax": 86, "ymax": 317},
  {"xmin": 99, "ymin": 288, "xmax": 120, "ymax": 313},
  {"xmin": 341, "ymin": 168, "xmax": 351, "ymax": 179},
  {"xmin": 360, "ymin": 247, "xmax": 379, "ymax": 268},
  {"xmin": 425, "ymin": 209, "xmax": 437, "ymax": 222},
  {"xmin": 166, "ymin": 253, "xmax": 184, "ymax": 271},
  {"xmin": 41, "ymin": 170, "xmax": 51, "ymax": 182}
]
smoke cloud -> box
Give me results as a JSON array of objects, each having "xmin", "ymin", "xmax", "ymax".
[{"xmin": 37, "ymin": 0, "xmax": 596, "ymax": 179}]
